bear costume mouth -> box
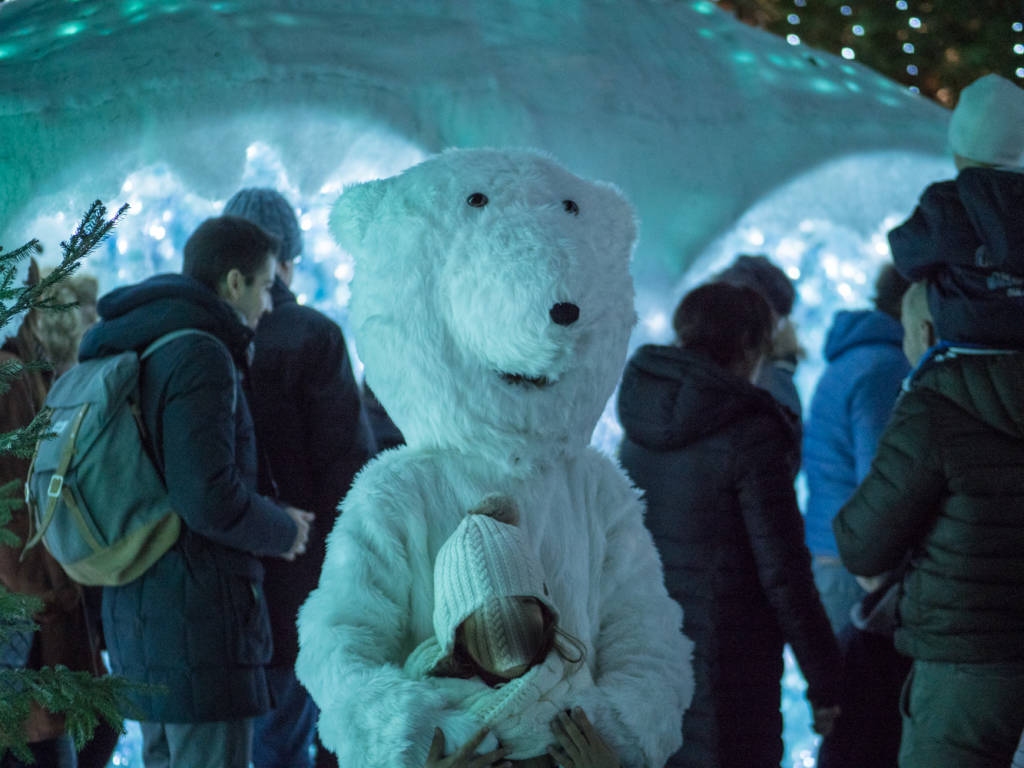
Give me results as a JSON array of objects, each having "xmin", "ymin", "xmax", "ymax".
[{"xmin": 499, "ymin": 372, "xmax": 553, "ymax": 388}]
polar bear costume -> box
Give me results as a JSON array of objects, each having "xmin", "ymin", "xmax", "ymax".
[{"xmin": 296, "ymin": 148, "xmax": 694, "ymax": 768}]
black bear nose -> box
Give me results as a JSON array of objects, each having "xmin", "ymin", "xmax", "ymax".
[{"xmin": 550, "ymin": 302, "xmax": 580, "ymax": 326}]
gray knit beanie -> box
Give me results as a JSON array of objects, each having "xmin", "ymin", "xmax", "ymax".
[
  {"xmin": 223, "ymin": 187, "xmax": 302, "ymax": 262},
  {"xmin": 714, "ymin": 254, "xmax": 795, "ymax": 317}
]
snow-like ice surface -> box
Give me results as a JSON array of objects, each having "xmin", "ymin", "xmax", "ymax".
[
  {"xmin": 0, "ymin": 2, "xmax": 955, "ymax": 766},
  {"xmin": 1, "ymin": 0, "xmax": 948, "ymax": 279}
]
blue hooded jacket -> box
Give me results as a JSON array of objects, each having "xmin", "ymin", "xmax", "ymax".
[{"xmin": 803, "ymin": 310, "xmax": 909, "ymax": 556}]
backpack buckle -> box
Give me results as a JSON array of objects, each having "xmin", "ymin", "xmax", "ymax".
[{"xmin": 47, "ymin": 475, "xmax": 64, "ymax": 498}]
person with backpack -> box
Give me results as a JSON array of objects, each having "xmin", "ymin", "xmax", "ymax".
[
  {"xmin": 222, "ymin": 187, "xmax": 376, "ymax": 768},
  {"xmin": 75, "ymin": 215, "xmax": 313, "ymax": 768}
]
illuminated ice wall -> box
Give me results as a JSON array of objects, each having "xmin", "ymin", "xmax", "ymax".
[{"xmin": 0, "ymin": 1, "xmax": 953, "ymax": 765}]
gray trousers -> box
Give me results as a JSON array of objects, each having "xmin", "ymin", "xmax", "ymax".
[{"xmin": 140, "ymin": 719, "xmax": 253, "ymax": 768}]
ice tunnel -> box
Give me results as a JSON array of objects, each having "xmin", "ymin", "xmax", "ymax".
[
  {"xmin": 0, "ymin": 1, "xmax": 958, "ymax": 765},
  {"xmin": 2, "ymin": 0, "xmax": 950, "ymax": 286},
  {"xmin": 0, "ymin": 0, "xmax": 956, "ymax": 482}
]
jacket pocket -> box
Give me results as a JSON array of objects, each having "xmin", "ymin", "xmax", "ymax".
[{"xmin": 219, "ymin": 557, "xmax": 272, "ymax": 666}]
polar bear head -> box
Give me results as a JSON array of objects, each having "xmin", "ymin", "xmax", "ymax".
[{"xmin": 331, "ymin": 148, "xmax": 636, "ymax": 468}]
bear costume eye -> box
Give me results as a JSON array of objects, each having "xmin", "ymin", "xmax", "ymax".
[
  {"xmin": 563, "ymin": 200, "xmax": 579, "ymax": 216},
  {"xmin": 467, "ymin": 192, "xmax": 489, "ymax": 208}
]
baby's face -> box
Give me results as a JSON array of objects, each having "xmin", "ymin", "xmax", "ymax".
[{"xmin": 461, "ymin": 597, "xmax": 546, "ymax": 681}]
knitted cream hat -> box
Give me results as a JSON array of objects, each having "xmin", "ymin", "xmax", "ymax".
[
  {"xmin": 948, "ymin": 74, "xmax": 1024, "ymax": 168},
  {"xmin": 433, "ymin": 495, "xmax": 557, "ymax": 675}
]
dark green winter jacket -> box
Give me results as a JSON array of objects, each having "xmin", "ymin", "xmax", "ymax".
[{"xmin": 833, "ymin": 349, "xmax": 1024, "ymax": 663}]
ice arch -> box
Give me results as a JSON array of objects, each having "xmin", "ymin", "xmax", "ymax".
[{"xmin": 1, "ymin": 0, "xmax": 949, "ymax": 286}]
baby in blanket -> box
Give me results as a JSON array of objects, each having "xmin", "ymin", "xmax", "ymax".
[{"xmin": 406, "ymin": 495, "xmax": 614, "ymax": 768}]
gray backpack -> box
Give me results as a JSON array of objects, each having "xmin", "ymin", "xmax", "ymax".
[{"xmin": 23, "ymin": 328, "xmax": 234, "ymax": 586}]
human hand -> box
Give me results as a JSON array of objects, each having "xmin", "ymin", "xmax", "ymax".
[
  {"xmin": 423, "ymin": 726, "xmax": 510, "ymax": 768},
  {"xmin": 812, "ymin": 704, "xmax": 841, "ymax": 736},
  {"xmin": 280, "ymin": 506, "xmax": 314, "ymax": 561},
  {"xmin": 547, "ymin": 708, "xmax": 621, "ymax": 768}
]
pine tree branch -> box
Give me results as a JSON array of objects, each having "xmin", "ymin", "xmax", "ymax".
[
  {"xmin": 0, "ymin": 408, "xmax": 54, "ymax": 460},
  {"xmin": 0, "ymin": 200, "xmax": 126, "ymax": 330}
]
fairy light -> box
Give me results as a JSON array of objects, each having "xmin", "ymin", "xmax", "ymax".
[
  {"xmin": 895, "ymin": 0, "xmax": 908, "ymax": 9},
  {"xmin": 852, "ymin": 24, "xmax": 865, "ymax": 36},
  {"xmin": 787, "ymin": 13, "xmax": 800, "ymax": 24},
  {"xmin": 903, "ymin": 42, "xmax": 915, "ymax": 54},
  {"xmin": 839, "ymin": 5, "xmax": 852, "ymax": 15},
  {"xmin": 908, "ymin": 16, "xmax": 921, "ymax": 28},
  {"xmin": 841, "ymin": 47, "xmax": 856, "ymax": 60},
  {"xmin": 786, "ymin": 33, "xmax": 801, "ymax": 45},
  {"xmin": 1015, "ymin": 43, "xmax": 1024, "ymax": 55}
]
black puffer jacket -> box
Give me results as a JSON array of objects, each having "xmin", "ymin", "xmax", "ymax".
[
  {"xmin": 889, "ymin": 166, "xmax": 1024, "ymax": 346},
  {"xmin": 79, "ymin": 274, "xmax": 297, "ymax": 722},
  {"xmin": 248, "ymin": 276, "xmax": 375, "ymax": 667},
  {"xmin": 834, "ymin": 349, "xmax": 1024, "ymax": 663},
  {"xmin": 618, "ymin": 344, "xmax": 840, "ymax": 768}
]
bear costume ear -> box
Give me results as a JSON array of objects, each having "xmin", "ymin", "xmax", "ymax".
[{"xmin": 330, "ymin": 178, "xmax": 388, "ymax": 252}]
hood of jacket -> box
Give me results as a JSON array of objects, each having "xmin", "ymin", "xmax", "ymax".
[
  {"xmin": 78, "ymin": 273, "xmax": 253, "ymax": 367},
  {"xmin": 913, "ymin": 348, "xmax": 1024, "ymax": 440},
  {"xmin": 617, "ymin": 343, "xmax": 794, "ymax": 451},
  {"xmin": 892, "ymin": 168, "xmax": 1024, "ymax": 275},
  {"xmin": 955, "ymin": 166, "xmax": 1024, "ymax": 271},
  {"xmin": 824, "ymin": 309, "xmax": 904, "ymax": 362}
]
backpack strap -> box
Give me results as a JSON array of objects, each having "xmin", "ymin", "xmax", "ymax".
[
  {"xmin": 140, "ymin": 328, "xmax": 238, "ymax": 413},
  {"xmin": 22, "ymin": 404, "xmax": 89, "ymax": 554}
]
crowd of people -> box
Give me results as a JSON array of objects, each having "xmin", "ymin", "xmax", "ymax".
[{"xmin": 2, "ymin": 73, "xmax": 1023, "ymax": 768}]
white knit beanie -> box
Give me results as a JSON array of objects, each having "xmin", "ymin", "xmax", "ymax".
[
  {"xmin": 433, "ymin": 495, "xmax": 557, "ymax": 673},
  {"xmin": 948, "ymin": 74, "xmax": 1024, "ymax": 168}
]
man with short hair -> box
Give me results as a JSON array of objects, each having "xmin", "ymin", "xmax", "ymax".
[
  {"xmin": 223, "ymin": 188, "xmax": 375, "ymax": 768},
  {"xmin": 79, "ymin": 215, "xmax": 313, "ymax": 768}
]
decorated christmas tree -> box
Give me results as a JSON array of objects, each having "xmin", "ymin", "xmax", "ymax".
[
  {"xmin": 714, "ymin": 0, "xmax": 1024, "ymax": 105},
  {"xmin": 0, "ymin": 201, "xmax": 132, "ymax": 763}
]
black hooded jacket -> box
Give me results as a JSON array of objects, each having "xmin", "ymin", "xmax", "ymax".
[
  {"xmin": 617, "ymin": 344, "xmax": 840, "ymax": 768},
  {"xmin": 79, "ymin": 273, "xmax": 296, "ymax": 722},
  {"xmin": 248, "ymin": 276, "xmax": 375, "ymax": 667},
  {"xmin": 889, "ymin": 166, "xmax": 1024, "ymax": 346}
]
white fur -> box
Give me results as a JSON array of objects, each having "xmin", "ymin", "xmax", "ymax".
[{"xmin": 297, "ymin": 149, "xmax": 693, "ymax": 767}]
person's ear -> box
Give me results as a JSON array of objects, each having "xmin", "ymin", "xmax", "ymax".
[{"xmin": 221, "ymin": 267, "xmax": 244, "ymax": 300}]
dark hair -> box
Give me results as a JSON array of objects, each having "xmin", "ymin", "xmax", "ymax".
[
  {"xmin": 872, "ymin": 263, "xmax": 910, "ymax": 320},
  {"xmin": 432, "ymin": 602, "xmax": 585, "ymax": 688},
  {"xmin": 713, "ymin": 254, "xmax": 795, "ymax": 318},
  {"xmin": 182, "ymin": 215, "xmax": 280, "ymax": 291},
  {"xmin": 673, "ymin": 283, "xmax": 774, "ymax": 371}
]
